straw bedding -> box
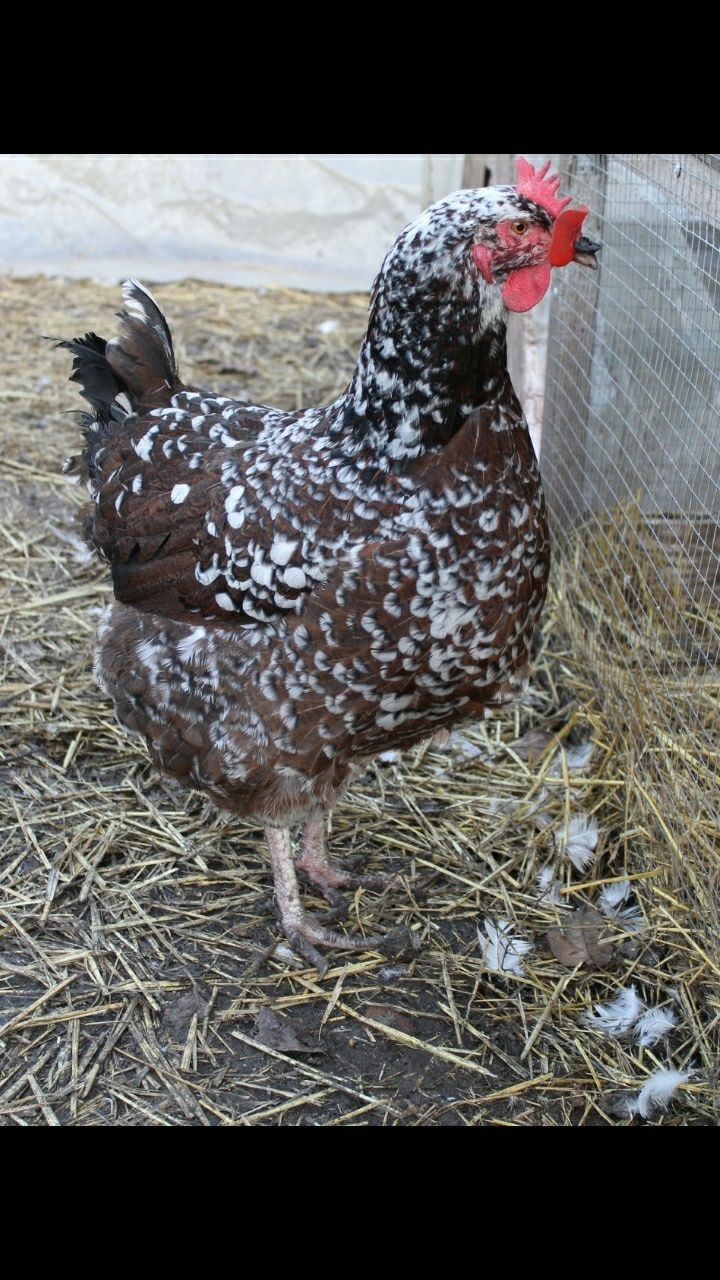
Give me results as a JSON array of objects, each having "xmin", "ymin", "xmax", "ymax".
[{"xmin": 0, "ymin": 276, "xmax": 715, "ymax": 1125}]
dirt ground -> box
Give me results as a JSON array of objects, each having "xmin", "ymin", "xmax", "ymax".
[{"xmin": 0, "ymin": 276, "xmax": 713, "ymax": 1126}]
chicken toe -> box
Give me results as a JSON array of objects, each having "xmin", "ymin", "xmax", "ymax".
[
  {"xmin": 295, "ymin": 813, "xmax": 400, "ymax": 916},
  {"xmin": 266, "ymin": 825, "xmax": 408, "ymax": 973}
]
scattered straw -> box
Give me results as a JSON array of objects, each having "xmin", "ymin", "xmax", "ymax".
[{"xmin": 0, "ymin": 276, "xmax": 716, "ymax": 1126}]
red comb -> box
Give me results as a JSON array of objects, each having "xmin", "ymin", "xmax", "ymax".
[
  {"xmin": 516, "ymin": 156, "xmax": 590, "ymax": 269},
  {"xmin": 515, "ymin": 156, "xmax": 572, "ymax": 220}
]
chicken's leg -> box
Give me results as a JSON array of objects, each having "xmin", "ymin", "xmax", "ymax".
[
  {"xmin": 267, "ymin": 826, "xmax": 401, "ymax": 974},
  {"xmin": 295, "ymin": 812, "xmax": 392, "ymax": 916}
]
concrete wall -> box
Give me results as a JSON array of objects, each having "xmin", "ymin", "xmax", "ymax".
[{"xmin": 0, "ymin": 153, "xmax": 429, "ymax": 292}]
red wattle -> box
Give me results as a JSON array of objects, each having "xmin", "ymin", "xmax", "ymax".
[
  {"xmin": 549, "ymin": 206, "xmax": 589, "ymax": 267},
  {"xmin": 502, "ymin": 263, "xmax": 552, "ymax": 313},
  {"xmin": 472, "ymin": 243, "xmax": 494, "ymax": 283}
]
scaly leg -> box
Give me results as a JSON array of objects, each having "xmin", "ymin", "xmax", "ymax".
[
  {"xmin": 295, "ymin": 812, "xmax": 392, "ymax": 916},
  {"xmin": 266, "ymin": 826, "xmax": 405, "ymax": 974}
]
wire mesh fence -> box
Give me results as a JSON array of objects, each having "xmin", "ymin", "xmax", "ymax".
[{"xmin": 540, "ymin": 153, "xmax": 720, "ymax": 919}]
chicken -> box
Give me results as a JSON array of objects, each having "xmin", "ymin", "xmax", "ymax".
[{"xmin": 59, "ymin": 157, "xmax": 599, "ymax": 971}]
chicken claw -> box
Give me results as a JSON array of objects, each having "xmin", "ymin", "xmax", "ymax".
[{"xmin": 267, "ymin": 825, "xmax": 413, "ymax": 974}]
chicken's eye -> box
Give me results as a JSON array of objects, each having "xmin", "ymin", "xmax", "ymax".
[{"xmin": 511, "ymin": 220, "xmax": 529, "ymax": 236}]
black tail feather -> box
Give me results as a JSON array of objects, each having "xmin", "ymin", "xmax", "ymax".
[
  {"xmin": 54, "ymin": 332, "xmax": 126, "ymax": 421},
  {"xmin": 106, "ymin": 279, "xmax": 180, "ymax": 408},
  {"xmin": 57, "ymin": 280, "xmax": 182, "ymax": 490}
]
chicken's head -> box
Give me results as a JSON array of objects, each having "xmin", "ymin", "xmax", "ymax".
[{"xmin": 470, "ymin": 157, "xmax": 599, "ymax": 313}]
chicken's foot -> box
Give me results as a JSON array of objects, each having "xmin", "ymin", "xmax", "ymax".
[
  {"xmin": 266, "ymin": 826, "xmax": 408, "ymax": 975},
  {"xmin": 296, "ymin": 812, "xmax": 398, "ymax": 917}
]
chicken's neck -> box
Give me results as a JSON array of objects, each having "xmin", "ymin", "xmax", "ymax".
[{"xmin": 330, "ymin": 283, "xmax": 516, "ymax": 467}]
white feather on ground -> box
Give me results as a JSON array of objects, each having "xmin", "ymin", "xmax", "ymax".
[
  {"xmin": 478, "ymin": 919, "xmax": 533, "ymax": 976},
  {"xmin": 565, "ymin": 741, "xmax": 594, "ymax": 770},
  {"xmin": 530, "ymin": 791, "xmax": 553, "ymax": 829},
  {"xmin": 599, "ymin": 880, "xmax": 632, "ymax": 911},
  {"xmin": 634, "ymin": 1007, "xmax": 678, "ymax": 1046},
  {"xmin": 556, "ymin": 814, "xmax": 600, "ymax": 872},
  {"xmin": 633, "ymin": 1069, "xmax": 690, "ymax": 1118},
  {"xmin": 537, "ymin": 866, "xmax": 563, "ymax": 905},
  {"xmin": 447, "ymin": 731, "xmax": 487, "ymax": 759},
  {"xmin": 549, "ymin": 741, "xmax": 594, "ymax": 775},
  {"xmin": 599, "ymin": 879, "xmax": 643, "ymax": 929},
  {"xmin": 580, "ymin": 985, "xmax": 645, "ymax": 1036}
]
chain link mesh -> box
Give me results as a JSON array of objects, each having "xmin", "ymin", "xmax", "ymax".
[{"xmin": 540, "ymin": 153, "xmax": 720, "ymax": 898}]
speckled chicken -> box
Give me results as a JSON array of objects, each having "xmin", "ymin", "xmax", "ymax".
[{"xmin": 59, "ymin": 158, "xmax": 598, "ymax": 969}]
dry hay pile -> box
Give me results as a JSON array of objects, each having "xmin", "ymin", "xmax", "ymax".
[{"xmin": 0, "ymin": 276, "xmax": 716, "ymax": 1126}]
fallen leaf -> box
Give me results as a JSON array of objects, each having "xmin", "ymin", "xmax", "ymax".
[
  {"xmin": 161, "ymin": 988, "xmax": 209, "ymax": 1041},
  {"xmin": 598, "ymin": 1091, "xmax": 638, "ymax": 1120},
  {"xmin": 255, "ymin": 1007, "xmax": 323, "ymax": 1055},
  {"xmin": 363, "ymin": 1004, "xmax": 416, "ymax": 1035},
  {"xmin": 546, "ymin": 906, "xmax": 614, "ymax": 968},
  {"xmin": 508, "ymin": 729, "xmax": 557, "ymax": 762}
]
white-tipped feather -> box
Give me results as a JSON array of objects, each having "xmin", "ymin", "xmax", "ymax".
[
  {"xmin": 634, "ymin": 1007, "xmax": 678, "ymax": 1047},
  {"xmin": 122, "ymin": 277, "xmax": 163, "ymax": 317},
  {"xmin": 617, "ymin": 906, "xmax": 643, "ymax": 930},
  {"xmin": 479, "ymin": 918, "xmax": 532, "ymax": 976},
  {"xmin": 580, "ymin": 985, "xmax": 645, "ymax": 1036},
  {"xmin": 634, "ymin": 1068, "xmax": 690, "ymax": 1118},
  {"xmin": 557, "ymin": 813, "xmax": 600, "ymax": 872}
]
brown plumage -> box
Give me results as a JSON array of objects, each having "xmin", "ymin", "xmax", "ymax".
[{"xmin": 58, "ymin": 160, "xmax": 598, "ymax": 970}]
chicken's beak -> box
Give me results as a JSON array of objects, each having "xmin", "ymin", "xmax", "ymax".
[{"xmin": 573, "ymin": 235, "xmax": 601, "ymax": 269}]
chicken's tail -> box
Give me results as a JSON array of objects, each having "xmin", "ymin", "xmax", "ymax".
[
  {"xmin": 57, "ymin": 279, "xmax": 179, "ymax": 415},
  {"xmin": 105, "ymin": 278, "xmax": 180, "ymax": 409},
  {"xmin": 56, "ymin": 278, "xmax": 182, "ymax": 484}
]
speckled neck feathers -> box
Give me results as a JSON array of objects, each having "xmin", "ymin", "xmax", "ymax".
[
  {"xmin": 330, "ymin": 194, "xmax": 514, "ymax": 464},
  {"xmin": 332, "ymin": 277, "xmax": 509, "ymax": 465}
]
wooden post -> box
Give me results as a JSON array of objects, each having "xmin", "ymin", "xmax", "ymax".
[{"xmin": 462, "ymin": 154, "xmax": 514, "ymax": 188}]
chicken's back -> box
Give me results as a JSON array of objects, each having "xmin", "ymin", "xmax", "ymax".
[{"xmin": 95, "ymin": 380, "xmax": 548, "ymax": 827}]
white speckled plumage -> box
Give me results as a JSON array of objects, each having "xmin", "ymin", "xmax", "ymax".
[{"xmin": 59, "ymin": 164, "xmax": 596, "ymax": 964}]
